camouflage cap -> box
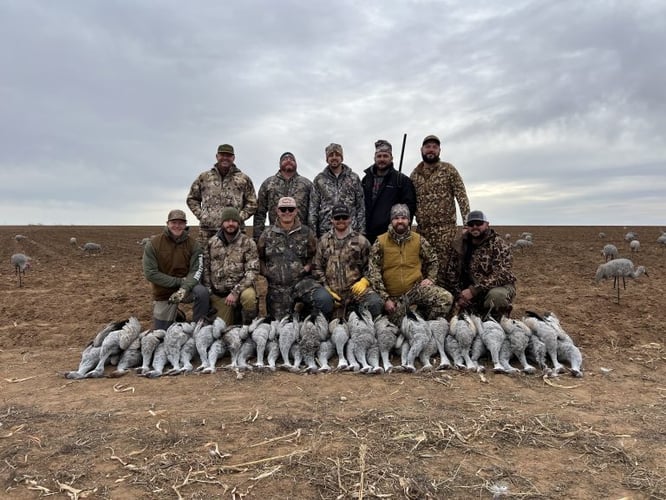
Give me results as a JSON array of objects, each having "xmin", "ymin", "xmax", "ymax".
[
  {"xmin": 374, "ymin": 139, "xmax": 392, "ymax": 153},
  {"xmin": 220, "ymin": 207, "xmax": 242, "ymax": 223},
  {"xmin": 167, "ymin": 209, "xmax": 187, "ymax": 222},
  {"xmin": 325, "ymin": 143, "xmax": 344, "ymax": 158},
  {"xmin": 217, "ymin": 144, "xmax": 235, "ymax": 154},
  {"xmin": 390, "ymin": 204, "xmax": 410, "ymax": 220},
  {"xmin": 422, "ymin": 135, "xmax": 441, "ymax": 146}
]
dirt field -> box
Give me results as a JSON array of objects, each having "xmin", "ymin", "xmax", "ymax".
[{"xmin": 1, "ymin": 225, "xmax": 664, "ymax": 499}]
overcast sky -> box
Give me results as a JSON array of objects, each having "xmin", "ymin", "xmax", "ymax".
[{"xmin": 1, "ymin": 0, "xmax": 664, "ymax": 227}]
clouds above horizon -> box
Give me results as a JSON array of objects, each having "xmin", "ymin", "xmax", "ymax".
[{"xmin": 1, "ymin": 0, "xmax": 665, "ymax": 226}]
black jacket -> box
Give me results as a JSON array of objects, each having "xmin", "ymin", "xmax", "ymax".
[{"xmin": 361, "ymin": 163, "xmax": 417, "ymax": 243}]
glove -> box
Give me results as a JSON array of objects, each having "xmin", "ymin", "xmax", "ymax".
[
  {"xmin": 168, "ymin": 287, "xmax": 187, "ymax": 304},
  {"xmin": 325, "ymin": 286, "xmax": 342, "ymax": 305},
  {"xmin": 350, "ymin": 277, "xmax": 370, "ymax": 297}
]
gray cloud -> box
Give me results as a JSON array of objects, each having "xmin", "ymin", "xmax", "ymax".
[{"xmin": 1, "ymin": 0, "xmax": 664, "ymax": 226}]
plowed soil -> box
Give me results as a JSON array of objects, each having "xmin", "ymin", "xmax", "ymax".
[{"xmin": 1, "ymin": 225, "xmax": 664, "ymax": 499}]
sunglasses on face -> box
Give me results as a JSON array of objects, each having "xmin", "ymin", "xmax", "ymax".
[
  {"xmin": 333, "ymin": 215, "xmax": 349, "ymax": 221},
  {"xmin": 278, "ymin": 207, "xmax": 296, "ymax": 213},
  {"xmin": 467, "ymin": 221, "xmax": 485, "ymax": 227}
]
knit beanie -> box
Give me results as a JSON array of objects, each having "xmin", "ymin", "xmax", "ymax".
[
  {"xmin": 390, "ymin": 204, "xmax": 410, "ymax": 220},
  {"xmin": 220, "ymin": 207, "xmax": 242, "ymax": 223}
]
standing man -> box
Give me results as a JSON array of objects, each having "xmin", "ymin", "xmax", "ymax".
[
  {"xmin": 253, "ymin": 152, "xmax": 313, "ymax": 243},
  {"xmin": 368, "ymin": 204, "xmax": 453, "ymax": 325},
  {"xmin": 410, "ymin": 135, "xmax": 469, "ymax": 289},
  {"xmin": 308, "ymin": 143, "xmax": 365, "ymax": 238},
  {"xmin": 143, "ymin": 209, "xmax": 211, "ymax": 330},
  {"xmin": 310, "ymin": 204, "xmax": 383, "ymax": 319},
  {"xmin": 361, "ymin": 139, "xmax": 416, "ymax": 244},
  {"xmin": 187, "ymin": 143, "xmax": 257, "ymax": 250},
  {"xmin": 446, "ymin": 210, "xmax": 516, "ymax": 320},
  {"xmin": 257, "ymin": 197, "xmax": 318, "ymax": 320},
  {"xmin": 204, "ymin": 207, "xmax": 259, "ymax": 325}
]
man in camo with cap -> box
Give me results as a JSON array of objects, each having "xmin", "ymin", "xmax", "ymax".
[
  {"xmin": 256, "ymin": 196, "xmax": 318, "ymax": 320},
  {"xmin": 446, "ymin": 210, "xmax": 516, "ymax": 320},
  {"xmin": 368, "ymin": 203, "xmax": 453, "ymax": 325},
  {"xmin": 142, "ymin": 209, "xmax": 211, "ymax": 330},
  {"xmin": 308, "ymin": 143, "xmax": 365, "ymax": 238},
  {"xmin": 253, "ymin": 152, "xmax": 313, "ymax": 244},
  {"xmin": 187, "ymin": 143, "xmax": 257, "ymax": 250},
  {"xmin": 410, "ymin": 135, "xmax": 469, "ymax": 289},
  {"xmin": 203, "ymin": 207, "xmax": 259, "ymax": 325}
]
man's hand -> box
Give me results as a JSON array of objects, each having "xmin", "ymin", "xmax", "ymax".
[
  {"xmin": 168, "ymin": 287, "xmax": 187, "ymax": 304},
  {"xmin": 350, "ymin": 277, "xmax": 370, "ymax": 297}
]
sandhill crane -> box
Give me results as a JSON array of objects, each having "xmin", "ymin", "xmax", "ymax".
[
  {"xmin": 374, "ymin": 315, "xmax": 400, "ymax": 373},
  {"xmin": 11, "ymin": 253, "xmax": 31, "ymax": 287},
  {"xmin": 81, "ymin": 242, "xmax": 102, "ymax": 254},
  {"xmin": 85, "ymin": 318, "xmax": 142, "ymax": 378},
  {"xmin": 499, "ymin": 316, "xmax": 536, "ymax": 374},
  {"xmin": 400, "ymin": 310, "xmax": 435, "ymax": 373},
  {"xmin": 542, "ymin": 312, "xmax": 583, "ymax": 377},
  {"xmin": 601, "ymin": 244, "xmax": 618, "ymax": 262},
  {"xmin": 299, "ymin": 309, "xmax": 329, "ymax": 373},
  {"xmin": 329, "ymin": 318, "xmax": 350, "ymax": 370},
  {"xmin": 594, "ymin": 258, "xmax": 648, "ymax": 303},
  {"xmin": 347, "ymin": 305, "xmax": 381, "ymax": 373},
  {"xmin": 195, "ymin": 317, "xmax": 226, "ymax": 371},
  {"xmin": 277, "ymin": 314, "xmax": 300, "ymax": 371},
  {"xmin": 522, "ymin": 312, "xmax": 564, "ymax": 374},
  {"xmin": 428, "ymin": 317, "xmax": 451, "ymax": 370},
  {"xmin": 471, "ymin": 315, "xmax": 509, "ymax": 373},
  {"xmin": 449, "ymin": 312, "xmax": 479, "ymax": 371}
]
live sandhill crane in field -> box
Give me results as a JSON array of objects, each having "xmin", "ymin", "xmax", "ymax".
[
  {"xmin": 595, "ymin": 258, "xmax": 648, "ymax": 303},
  {"xmin": 81, "ymin": 242, "xmax": 102, "ymax": 254},
  {"xmin": 11, "ymin": 253, "xmax": 32, "ymax": 287},
  {"xmin": 601, "ymin": 244, "xmax": 618, "ymax": 262}
]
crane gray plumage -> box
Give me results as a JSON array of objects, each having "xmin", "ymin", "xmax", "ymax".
[
  {"xmin": 542, "ymin": 312, "xmax": 584, "ymax": 377},
  {"xmin": 594, "ymin": 258, "xmax": 648, "ymax": 303},
  {"xmin": 161, "ymin": 322, "xmax": 193, "ymax": 374},
  {"xmin": 347, "ymin": 306, "xmax": 381, "ymax": 373},
  {"xmin": 499, "ymin": 316, "xmax": 536, "ymax": 374},
  {"xmin": 444, "ymin": 334, "xmax": 465, "ymax": 369},
  {"xmin": 513, "ymin": 239, "xmax": 533, "ymax": 252},
  {"xmin": 14, "ymin": 234, "xmax": 28, "ymax": 241},
  {"xmin": 471, "ymin": 315, "xmax": 510, "ymax": 373},
  {"xmin": 329, "ymin": 318, "xmax": 350, "ymax": 370},
  {"xmin": 250, "ymin": 317, "xmax": 277, "ymax": 369},
  {"xmin": 223, "ymin": 324, "xmax": 250, "ymax": 369},
  {"xmin": 299, "ymin": 310, "xmax": 329, "ymax": 373},
  {"xmin": 137, "ymin": 329, "xmax": 165, "ymax": 375},
  {"xmin": 85, "ymin": 317, "xmax": 141, "ymax": 378},
  {"xmin": 374, "ymin": 315, "xmax": 400, "ymax": 373},
  {"xmin": 65, "ymin": 343, "xmax": 102, "ymax": 379},
  {"xmin": 145, "ymin": 342, "xmax": 168, "ymax": 378},
  {"xmin": 202, "ymin": 339, "xmax": 227, "ymax": 373},
  {"xmin": 316, "ymin": 338, "xmax": 335, "ymax": 372},
  {"xmin": 81, "ymin": 242, "xmax": 102, "ymax": 254},
  {"xmin": 428, "ymin": 317, "xmax": 451, "ymax": 369},
  {"xmin": 235, "ymin": 338, "xmax": 256, "ymax": 371},
  {"xmin": 277, "ymin": 314, "xmax": 300, "ymax": 371},
  {"xmin": 526, "ymin": 334, "xmax": 547, "ymax": 373},
  {"xmin": 195, "ymin": 317, "xmax": 226, "ymax": 371},
  {"xmin": 601, "ymin": 244, "xmax": 618, "ymax": 262},
  {"xmin": 400, "ymin": 310, "xmax": 435, "ymax": 372},
  {"xmin": 449, "ymin": 312, "xmax": 479, "ymax": 371},
  {"xmin": 523, "ymin": 312, "xmax": 564, "ymax": 374},
  {"xmin": 11, "ymin": 253, "xmax": 32, "ymax": 287},
  {"xmin": 109, "ymin": 337, "xmax": 142, "ymax": 377}
]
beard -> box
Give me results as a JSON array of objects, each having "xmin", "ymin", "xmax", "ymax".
[{"xmin": 421, "ymin": 153, "xmax": 440, "ymax": 164}]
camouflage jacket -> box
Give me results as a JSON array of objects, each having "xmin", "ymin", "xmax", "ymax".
[
  {"xmin": 445, "ymin": 228, "xmax": 516, "ymax": 298},
  {"xmin": 308, "ymin": 164, "xmax": 365, "ymax": 237},
  {"xmin": 368, "ymin": 227, "xmax": 439, "ymax": 302},
  {"xmin": 142, "ymin": 227, "xmax": 203, "ymax": 300},
  {"xmin": 203, "ymin": 230, "xmax": 259, "ymax": 296},
  {"xmin": 186, "ymin": 164, "xmax": 258, "ymax": 231},
  {"xmin": 361, "ymin": 163, "xmax": 417, "ymax": 242},
  {"xmin": 410, "ymin": 161, "xmax": 469, "ymax": 229},
  {"xmin": 312, "ymin": 229, "xmax": 372, "ymax": 297},
  {"xmin": 257, "ymin": 220, "xmax": 317, "ymax": 287},
  {"xmin": 253, "ymin": 172, "xmax": 313, "ymax": 242}
]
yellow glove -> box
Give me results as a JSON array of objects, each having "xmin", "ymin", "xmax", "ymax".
[
  {"xmin": 325, "ymin": 286, "xmax": 342, "ymax": 304},
  {"xmin": 351, "ymin": 277, "xmax": 370, "ymax": 297}
]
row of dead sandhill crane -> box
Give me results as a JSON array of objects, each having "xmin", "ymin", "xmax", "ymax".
[{"xmin": 65, "ymin": 309, "xmax": 583, "ymax": 380}]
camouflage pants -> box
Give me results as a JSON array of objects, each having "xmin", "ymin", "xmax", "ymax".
[
  {"xmin": 266, "ymin": 284, "xmax": 296, "ymax": 321},
  {"xmin": 417, "ymin": 225, "xmax": 459, "ymax": 288},
  {"xmin": 196, "ymin": 228, "xmax": 218, "ymax": 254},
  {"xmin": 388, "ymin": 283, "xmax": 453, "ymax": 326}
]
